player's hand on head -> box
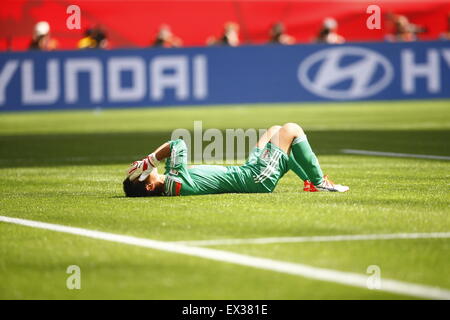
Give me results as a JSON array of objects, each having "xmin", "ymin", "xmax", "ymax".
[
  {"xmin": 138, "ymin": 156, "xmax": 156, "ymax": 182},
  {"xmin": 125, "ymin": 155, "xmax": 158, "ymax": 182},
  {"xmin": 126, "ymin": 160, "xmax": 145, "ymax": 181}
]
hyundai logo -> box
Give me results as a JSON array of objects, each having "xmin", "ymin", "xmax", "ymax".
[{"xmin": 298, "ymin": 47, "xmax": 394, "ymax": 99}]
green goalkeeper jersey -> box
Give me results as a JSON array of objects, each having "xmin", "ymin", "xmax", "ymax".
[{"xmin": 163, "ymin": 139, "xmax": 289, "ymax": 196}]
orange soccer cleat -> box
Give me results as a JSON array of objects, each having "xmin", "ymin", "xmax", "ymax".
[{"xmin": 303, "ymin": 180, "xmax": 318, "ymax": 192}]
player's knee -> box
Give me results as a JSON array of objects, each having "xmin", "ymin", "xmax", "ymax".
[
  {"xmin": 282, "ymin": 123, "xmax": 304, "ymax": 136},
  {"xmin": 268, "ymin": 125, "xmax": 282, "ymax": 134}
]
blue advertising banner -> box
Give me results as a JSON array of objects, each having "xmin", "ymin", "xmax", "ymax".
[{"xmin": 0, "ymin": 41, "xmax": 449, "ymax": 111}]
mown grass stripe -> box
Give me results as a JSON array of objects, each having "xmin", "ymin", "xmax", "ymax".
[
  {"xmin": 176, "ymin": 232, "xmax": 450, "ymax": 246},
  {"xmin": 341, "ymin": 149, "xmax": 450, "ymax": 160},
  {"xmin": 1, "ymin": 215, "xmax": 449, "ymax": 300}
]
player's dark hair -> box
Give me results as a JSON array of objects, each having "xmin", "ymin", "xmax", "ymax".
[{"xmin": 122, "ymin": 178, "xmax": 162, "ymax": 197}]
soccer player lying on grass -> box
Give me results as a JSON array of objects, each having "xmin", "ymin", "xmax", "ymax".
[{"xmin": 123, "ymin": 123, "xmax": 349, "ymax": 197}]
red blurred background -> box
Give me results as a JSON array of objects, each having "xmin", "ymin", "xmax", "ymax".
[{"xmin": 1, "ymin": 0, "xmax": 450, "ymax": 51}]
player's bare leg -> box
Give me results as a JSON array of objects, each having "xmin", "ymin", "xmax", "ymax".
[
  {"xmin": 271, "ymin": 123, "xmax": 349, "ymax": 192},
  {"xmin": 257, "ymin": 125, "xmax": 281, "ymax": 148},
  {"xmin": 270, "ymin": 122, "xmax": 304, "ymax": 154},
  {"xmin": 264, "ymin": 123, "xmax": 313, "ymax": 190},
  {"xmin": 257, "ymin": 125, "xmax": 314, "ymax": 190}
]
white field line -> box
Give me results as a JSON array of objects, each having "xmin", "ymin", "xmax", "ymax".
[
  {"xmin": 176, "ymin": 232, "xmax": 450, "ymax": 247},
  {"xmin": 1, "ymin": 216, "xmax": 450, "ymax": 300},
  {"xmin": 341, "ymin": 149, "xmax": 450, "ymax": 161}
]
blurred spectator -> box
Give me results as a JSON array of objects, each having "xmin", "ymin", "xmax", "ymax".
[
  {"xmin": 207, "ymin": 22, "xmax": 240, "ymax": 46},
  {"xmin": 440, "ymin": 14, "xmax": 450, "ymax": 40},
  {"xmin": 29, "ymin": 21, "xmax": 58, "ymax": 50},
  {"xmin": 78, "ymin": 29, "xmax": 96, "ymax": 49},
  {"xmin": 315, "ymin": 18, "xmax": 345, "ymax": 44},
  {"xmin": 385, "ymin": 14, "xmax": 427, "ymax": 42},
  {"xmin": 78, "ymin": 26, "xmax": 108, "ymax": 49},
  {"xmin": 269, "ymin": 22, "xmax": 295, "ymax": 45},
  {"xmin": 152, "ymin": 24, "xmax": 182, "ymax": 48}
]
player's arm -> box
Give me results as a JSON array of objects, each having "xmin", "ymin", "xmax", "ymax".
[
  {"xmin": 152, "ymin": 139, "xmax": 187, "ymax": 165},
  {"xmin": 152, "ymin": 142, "xmax": 171, "ymax": 162},
  {"xmin": 164, "ymin": 139, "xmax": 188, "ymax": 172},
  {"xmin": 138, "ymin": 142, "xmax": 172, "ymax": 179},
  {"xmin": 127, "ymin": 139, "xmax": 187, "ymax": 181}
]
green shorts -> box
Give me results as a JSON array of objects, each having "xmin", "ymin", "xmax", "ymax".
[{"xmin": 242, "ymin": 142, "xmax": 289, "ymax": 193}]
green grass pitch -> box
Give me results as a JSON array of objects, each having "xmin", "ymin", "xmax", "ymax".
[{"xmin": 0, "ymin": 100, "xmax": 449, "ymax": 299}]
